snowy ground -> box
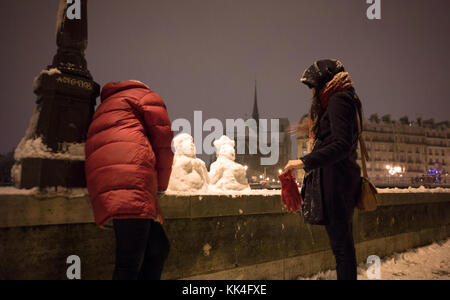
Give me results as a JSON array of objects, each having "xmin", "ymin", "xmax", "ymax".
[{"xmin": 299, "ymin": 239, "xmax": 450, "ymax": 280}]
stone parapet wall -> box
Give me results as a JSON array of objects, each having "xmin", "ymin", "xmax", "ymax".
[{"xmin": 0, "ymin": 192, "xmax": 449, "ymax": 279}]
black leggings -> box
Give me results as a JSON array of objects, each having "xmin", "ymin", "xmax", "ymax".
[
  {"xmin": 113, "ymin": 219, "xmax": 170, "ymax": 280},
  {"xmin": 325, "ymin": 221, "xmax": 357, "ymax": 280}
]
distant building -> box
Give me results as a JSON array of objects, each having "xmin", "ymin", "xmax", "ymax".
[
  {"xmin": 233, "ymin": 82, "xmax": 291, "ymax": 183},
  {"xmin": 296, "ymin": 114, "xmax": 450, "ymax": 186},
  {"xmin": 296, "ymin": 114, "xmax": 310, "ymax": 160},
  {"xmin": 362, "ymin": 115, "xmax": 449, "ymax": 185}
]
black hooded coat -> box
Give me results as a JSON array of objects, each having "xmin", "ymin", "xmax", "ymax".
[{"xmin": 300, "ymin": 60, "xmax": 363, "ymax": 225}]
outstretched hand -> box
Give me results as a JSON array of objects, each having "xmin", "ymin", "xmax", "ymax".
[{"xmin": 283, "ymin": 160, "xmax": 305, "ymax": 173}]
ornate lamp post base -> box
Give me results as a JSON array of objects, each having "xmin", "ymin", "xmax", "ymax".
[
  {"xmin": 19, "ymin": 159, "xmax": 86, "ymax": 189},
  {"xmin": 12, "ymin": 0, "xmax": 99, "ymax": 189}
]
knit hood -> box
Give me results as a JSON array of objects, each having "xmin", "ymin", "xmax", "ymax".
[{"xmin": 300, "ymin": 59, "xmax": 346, "ymax": 91}]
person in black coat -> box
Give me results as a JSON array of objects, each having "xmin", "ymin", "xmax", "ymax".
[{"xmin": 284, "ymin": 59, "xmax": 363, "ymax": 280}]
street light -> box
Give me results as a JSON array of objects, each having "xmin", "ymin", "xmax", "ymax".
[{"xmin": 386, "ymin": 164, "xmax": 405, "ymax": 185}]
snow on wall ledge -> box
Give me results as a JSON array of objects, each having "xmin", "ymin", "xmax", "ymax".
[
  {"xmin": 165, "ymin": 186, "xmax": 450, "ymax": 196},
  {"xmin": 1, "ymin": 186, "xmax": 450, "ymax": 198}
]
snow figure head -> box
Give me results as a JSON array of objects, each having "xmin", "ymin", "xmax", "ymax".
[
  {"xmin": 214, "ymin": 136, "xmax": 236, "ymax": 161},
  {"xmin": 172, "ymin": 133, "xmax": 196, "ymax": 158},
  {"xmin": 167, "ymin": 133, "xmax": 210, "ymax": 193}
]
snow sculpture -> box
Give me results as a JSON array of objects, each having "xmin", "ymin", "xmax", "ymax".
[
  {"xmin": 167, "ymin": 134, "xmax": 210, "ymax": 192},
  {"xmin": 209, "ymin": 136, "xmax": 251, "ymax": 191}
]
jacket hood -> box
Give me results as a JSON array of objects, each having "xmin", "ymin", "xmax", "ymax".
[
  {"xmin": 301, "ymin": 59, "xmax": 345, "ymax": 90},
  {"xmin": 101, "ymin": 80, "xmax": 150, "ymax": 101}
]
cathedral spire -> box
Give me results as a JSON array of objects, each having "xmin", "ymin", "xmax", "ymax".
[{"xmin": 252, "ymin": 80, "xmax": 259, "ymax": 121}]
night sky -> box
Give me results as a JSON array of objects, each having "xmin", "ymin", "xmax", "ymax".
[{"xmin": 0, "ymin": 0, "xmax": 449, "ymax": 154}]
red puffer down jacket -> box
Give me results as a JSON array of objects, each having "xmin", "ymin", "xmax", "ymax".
[{"xmin": 85, "ymin": 81, "xmax": 174, "ymax": 227}]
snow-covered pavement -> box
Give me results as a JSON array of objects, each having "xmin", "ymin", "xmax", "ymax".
[{"xmin": 300, "ymin": 239, "xmax": 450, "ymax": 280}]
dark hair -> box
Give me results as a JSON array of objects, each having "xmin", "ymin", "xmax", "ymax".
[
  {"xmin": 302, "ymin": 59, "xmax": 346, "ymax": 139},
  {"xmin": 309, "ymin": 89, "xmax": 324, "ymax": 139}
]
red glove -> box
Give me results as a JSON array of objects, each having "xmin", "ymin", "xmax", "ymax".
[{"xmin": 278, "ymin": 171, "xmax": 303, "ymax": 213}]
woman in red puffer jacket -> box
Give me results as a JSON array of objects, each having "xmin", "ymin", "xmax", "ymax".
[{"xmin": 85, "ymin": 80, "xmax": 174, "ymax": 280}]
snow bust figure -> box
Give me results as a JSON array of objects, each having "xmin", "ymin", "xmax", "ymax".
[
  {"xmin": 167, "ymin": 133, "xmax": 210, "ymax": 192},
  {"xmin": 209, "ymin": 136, "xmax": 251, "ymax": 192}
]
